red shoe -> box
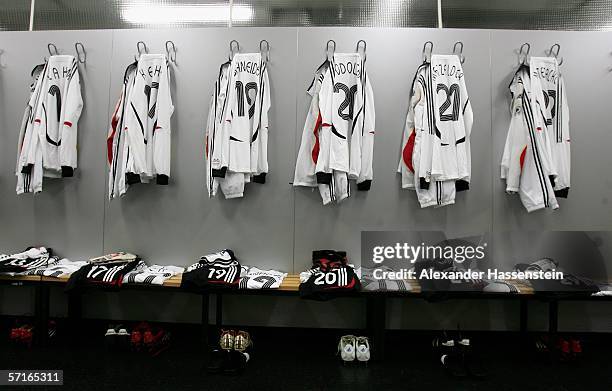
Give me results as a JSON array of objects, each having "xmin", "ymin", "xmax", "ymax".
[
  {"xmin": 147, "ymin": 330, "xmax": 171, "ymax": 357},
  {"xmin": 131, "ymin": 330, "xmax": 142, "ymax": 351},
  {"xmin": 143, "ymin": 330, "xmax": 154, "ymax": 347},
  {"xmin": 19, "ymin": 326, "xmax": 34, "ymax": 348},
  {"xmin": 558, "ymin": 338, "xmax": 571, "ymax": 361},
  {"xmin": 10, "ymin": 327, "xmax": 21, "ymax": 342},
  {"xmin": 571, "ymin": 339, "xmax": 582, "ymax": 355}
]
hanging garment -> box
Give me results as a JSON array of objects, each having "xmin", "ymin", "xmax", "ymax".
[
  {"xmin": 107, "ymin": 54, "xmax": 174, "ymax": 199},
  {"xmin": 16, "ymin": 56, "xmax": 83, "ymax": 194},
  {"xmin": 206, "ymin": 53, "xmax": 271, "ymax": 199}
]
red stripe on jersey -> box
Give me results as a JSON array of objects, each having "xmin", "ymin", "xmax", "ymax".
[
  {"xmin": 64, "ymin": 121, "xmax": 72, "ymax": 127},
  {"xmin": 205, "ymin": 135, "xmax": 208, "ymax": 158},
  {"xmin": 369, "ymin": 131, "xmax": 375, "ymax": 134},
  {"xmin": 34, "ymin": 119, "xmax": 41, "ymax": 124},
  {"xmin": 107, "ymin": 128, "xmax": 116, "ymax": 164},
  {"xmin": 311, "ymin": 112, "xmax": 322, "ymax": 164},
  {"xmin": 402, "ymin": 129, "xmax": 416, "ymax": 173},
  {"xmin": 519, "ymin": 145, "xmax": 527, "ymax": 171}
]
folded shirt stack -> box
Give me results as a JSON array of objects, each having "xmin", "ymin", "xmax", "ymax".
[
  {"xmin": 239, "ymin": 266, "xmax": 287, "ymax": 289},
  {"xmin": 181, "ymin": 249, "xmax": 242, "ymax": 292},
  {"xmin": 123, "ymin": 265, "xmax": 184, "ymax": 286},
  {"xmin": 22, "ymin": 258, "xmax": 88, "ymax": 278},
  {"xmin": 299, "ymin": 250, "xmax": 361, "ymax": 301},
  {"xmin": 0, "ymin": 247, "xmax": 58, "ymax": 276},
  {"xmin": 65, "ymin": 252, "xmax": 144, "ymax": 291}
]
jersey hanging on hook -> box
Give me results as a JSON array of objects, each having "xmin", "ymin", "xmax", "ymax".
[
  {"xmin": 397, "ymin": 54, "xmax": 473, "ymax": 208},
  {"xmin": 530, "ymin": 56, "xmax": 570, "ymax": 198},
  {"xmin": 501, "ymin": 63, "xmax": 559, "ymax": 212},
  {"xmin": 16, "ymin": 54, "xmax": 83, "ymax": 194},
  {"xmin": 107, "ymin": 54, "xmax": 174, "ymax": 199},
  {"xmin": 206, "ymin": 51, "xmax": 271, "ymax": 199},
  {"xmin": 294, "ymin": 46, "xmax": 375, "ymax": 205}
]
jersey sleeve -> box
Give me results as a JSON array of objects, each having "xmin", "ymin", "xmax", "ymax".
[
  {"xmin": 212, "ymin": 65, "xmax": 235, "ymax": 177},
  {"xmin": 416, "ymin": 74, "xmax": 433, "ymax": 189},
  {"xmin": 124, "ymin": 78, "xmax": 148, "ymax": 176},
  {"xmin": 152, "ymin": 63, "xmax": 174, "ymax": 185},
  {"xmin": 314, "ymin": 67, "xmax": 334, "ymax": 181},
  {"xmin": 254, "ymin": 69, "xmax": 271, "ymax": 181},
  {"xmin": 456, "ymin": 74, "xmax": 473, "ymax": 190},
  {"xmin": 502, "ymin": 91, "xmax": 526, "ymax": 193},
  {"xmin": 205, "ymin": 89, "xmax": 217, "ymax": 197},
  {"xmin": 357, "ymin": 74, "xmax": 375, "ymax": 190},
  {"xmin": 58, "ymin": 66, "xmax": 83, "ymax": 177},
  {"xmin": 398, "ymin": 78, "xmax": 422, "ymax": 189}
]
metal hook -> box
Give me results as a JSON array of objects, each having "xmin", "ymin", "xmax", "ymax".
[
  {"xmin": 260, "ymin": 40, "xmax": 270, "ymax": 62},
  {"xmin": 229, "ymin": 40, "xmax": 240, "ymax": 60},
  {"xmin": 47, "ymin": 43, "xmax": 59, "ymax": 57},
  {"xmin": 165, "ymin": 40, "xmax": 177, "ymax": 64},
  {"xmin": 422, "ymin": 41, "xmax": 433, "ymax": 63},
  {"xmin": 134, "ymin": 41, "xmax": 148, "ymax": 61},
  {"xmin": 326, "ymin": 40, "xmax": 336, "ymax": 61},
  {"xmin": 547, "ymin": 43, "xmax": 563, "ymax": 66},
  {"xmin": 356, "ymin": 39, "xmax": 367, "ymax": 60},
  {"xmin": 74, "ymin": 42, "xmax": 86, "ymax": 64},
  {"xmin": 453, "ymin": 41, "xmax": 465, "ymax": 64},
  {"xmin": 519, "ymin": 42, "xmax": 530, "ymax": 65}
]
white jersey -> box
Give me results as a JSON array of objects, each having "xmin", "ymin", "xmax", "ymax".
[
  {"xmin": 530, "ymin": 57, "xmax": 570, "ymax": 197},
  {"xmin": 207, "ymin": 53, "xmax": 271, "ymax": 198},
  {"xmin": 297, "ymin": 53, "xmax": 375, "ymax": 204},
  {"xmin": 293, "ymin": 60, "xmax": 344, "ymax": 204},
  {"xmin": 398, "ymin": 62, "xmax": 466, "ymax": 208},
  {"xmin": 16, "ymin": 56, "xmax": 82, "ymax": 194},
  {"xmin": 16, "ymin": 65, "xmax": 45, "ymax": 194},
  {"xmin": 107, "ymin": 62, "xmax": 137, "ymax": 199},
  {"xmin": 429, "ymin": 55, "xmax": 473, "ymax": 183},
  {"xmin": 501, "ymin": 65, "xmax": 559, "ymax": 212},
  {"xmin": 107, "ymin": 55, "xmax": 174, "ymax": 199},
  {"xmin": 0, "ymin": 247, "xmax": 57, "ymax": 276},
  {"xmin": 123, "ymin": 265, "xmax": 184, "ymax": 285},
  {"xmin": 239, "ymin": 266, "xmax": 287, "ymax": 289}
]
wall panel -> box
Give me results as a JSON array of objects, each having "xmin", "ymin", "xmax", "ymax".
[
  {"xmin": 0, "ymin": 32, "xmax": 36, "ymax": 253},
  {"xmin": 30, "ymin": 31, "xmax": 113, "ymax": 260},
  {"xmin": 490, "ymin": 30, "xmax": 612, "ymax": 232},
  {"xmin": 102, "ymin": 28, "xmax": 298, "ymax": 271}
]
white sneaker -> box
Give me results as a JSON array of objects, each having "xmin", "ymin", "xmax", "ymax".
[
  {"xmin": 338, "ymin": 335, "xmax": 356, "ymax": 362},
  {"xmin": 355, "ymin": 337, "xmax": 370, "ymax": 362}
]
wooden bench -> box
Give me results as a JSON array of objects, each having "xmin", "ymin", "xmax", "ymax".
[{"xmin": 1, "ymin": 272, "xmax": 606, "ymax": 359}]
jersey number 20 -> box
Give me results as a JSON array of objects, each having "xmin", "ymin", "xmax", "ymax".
[{"xmin": 334, "ymin": 83, "xmax": 358, "ymax": 121}]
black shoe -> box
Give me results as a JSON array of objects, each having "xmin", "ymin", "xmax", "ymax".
[
  {"xmin": 207, "ymin": 349, "xmax": 230, "ymax": 374},
  {"xmin": 458, "ymin": 337, "xmax": 486, "ymax": 378},
  {"xmin": 116, "ymin": 325, "xmax": 130, "ymax": 352},
  {"xmin": 224, "ymin": 350, "xmax": 249, "ymax": 375},
  {"xmin": 105, "ymin": 325, "xmax": 118, "ymax": 351},
  {"xmin": 433, "ymin": 332, "xmax": 466, "ymax": 377}
]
